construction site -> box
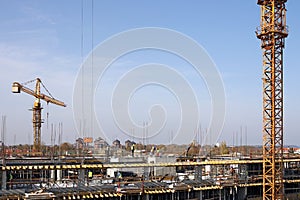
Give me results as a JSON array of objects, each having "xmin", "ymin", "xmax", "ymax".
[
  {"xmin": 1, "ymin": 151, "xmax": 300, "ymax": 199},
  {"xmin": 1, "ymin": 0, "xmax": 299, "ymax": 199}
]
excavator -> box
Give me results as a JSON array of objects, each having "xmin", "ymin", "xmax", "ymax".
[{"xmin": 12, "ymin": 78, "xmax": 66, "ymax": 153}]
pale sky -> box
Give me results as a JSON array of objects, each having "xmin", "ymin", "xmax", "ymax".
[{"xmin": 0, "ymin": 1, "xmax": 299, "ymax": 146}]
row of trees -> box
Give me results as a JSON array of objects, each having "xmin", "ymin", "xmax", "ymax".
[
  {"xmin": 1, "ymin": 141, "xmax": 263, "ymax": 157},
  {"xmin": 1, "ymin": 142, "xmax": 75, "ymax": 157}
]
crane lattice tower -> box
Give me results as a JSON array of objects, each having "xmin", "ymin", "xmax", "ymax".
[{"xmin": 256, "ymin": 0, "xmax": 288, "ymax": 199}]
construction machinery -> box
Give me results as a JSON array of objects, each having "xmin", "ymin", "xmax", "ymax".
[
  {"xmin": 12, "ymin": 78, "xmax": 66, "ymax": 152},
  {"xmin": 256, "ymin": 0, "xmax": 288, "ymax": 199}
]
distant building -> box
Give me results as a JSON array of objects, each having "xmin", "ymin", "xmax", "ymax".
[
  {"xmin": 294, "ymin": 148, "xmax": 300, "ymax": 154},
  {"xmin": 75, "ymin": 138, "xmax": 84, "ymax": 149},
  {"xmin": 125, "ymin": 140, "xmax": 136, "ymax": 150},
  {"xmin": 113, "ymin": 139, "xmax": 121, "ymax": 148},
  {"xmin": 94, "ymin": 137, "xmax": 109, "ymax": 149}
]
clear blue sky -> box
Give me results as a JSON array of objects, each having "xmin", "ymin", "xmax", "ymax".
[{"xmin": 0, "ymin": 1, "xmax": 299, "ymax": 146}]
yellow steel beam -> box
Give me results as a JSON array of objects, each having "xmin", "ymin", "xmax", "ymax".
[{"xmin": 2, "ymin": 158, "xmax": 300, "ymax": 171}]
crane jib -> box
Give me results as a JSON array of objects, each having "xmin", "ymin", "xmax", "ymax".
[{"xmin": 12, "ymin": 82, "xmax": 66, "ymax": 107}]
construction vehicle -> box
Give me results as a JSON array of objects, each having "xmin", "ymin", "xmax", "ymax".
[{"xmin": 12, "ymin": 78, "xmax": 66, "ymax": 152}]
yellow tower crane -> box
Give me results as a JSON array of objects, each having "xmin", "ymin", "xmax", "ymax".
[
  {"xmin": 12, "ymin": 78, "xmax": 66, "ymax": 152},
  {"xmin": 256, "ymin": 0, "xmax": 288, "ymax": 199}
]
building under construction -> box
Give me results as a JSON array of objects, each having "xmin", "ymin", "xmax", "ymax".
[{"xmin": 1, "ymin": 154, "xmax": 300, "ymax": 199}]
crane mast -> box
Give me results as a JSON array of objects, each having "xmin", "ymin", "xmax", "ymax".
[
  {"xmin": 32, "ymin": 78, "xmax": 42, "ymax": 153},
  {"xmin": 12, "ymin": 78, "xmax": 66, "ymax": 152},
  {"xmin": 256, "ymin": 0, "xmax": 288, "ymax": 199}
]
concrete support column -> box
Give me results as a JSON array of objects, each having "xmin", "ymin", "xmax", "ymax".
[
  {"xmin": 57, "ymin": 170, "xmax": 62, "ymax": 182},
  {"xmin": 195, "ymin": 165, "xmax": 202, "ymax": 181},
  {"xmin": 78, "ymin": 169, "xmax": 85, "ymax": 187},
  {"xmin": 2, "ymin": 170, "xmax": 6, "ymax": 189},
  {"xmin": 50, "ymin": 170, "xmax": 55, "ymax": 181},
  {"xmin": 236, "ymin": 187, "xmax": 246, "ymax": 200}
]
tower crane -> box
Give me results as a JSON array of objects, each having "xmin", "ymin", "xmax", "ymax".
[
  {"xmin": 256, "ymin": 0, "xmax": 288, "ymax": 199},
  {"xmin": 12, "ymin": 78, "xmax": 66, "ymax": 152}
]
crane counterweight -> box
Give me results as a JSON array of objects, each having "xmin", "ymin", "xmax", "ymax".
[{"xmin": 12, "ymin": 82, "xmax": 21, "ymax": 93}]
